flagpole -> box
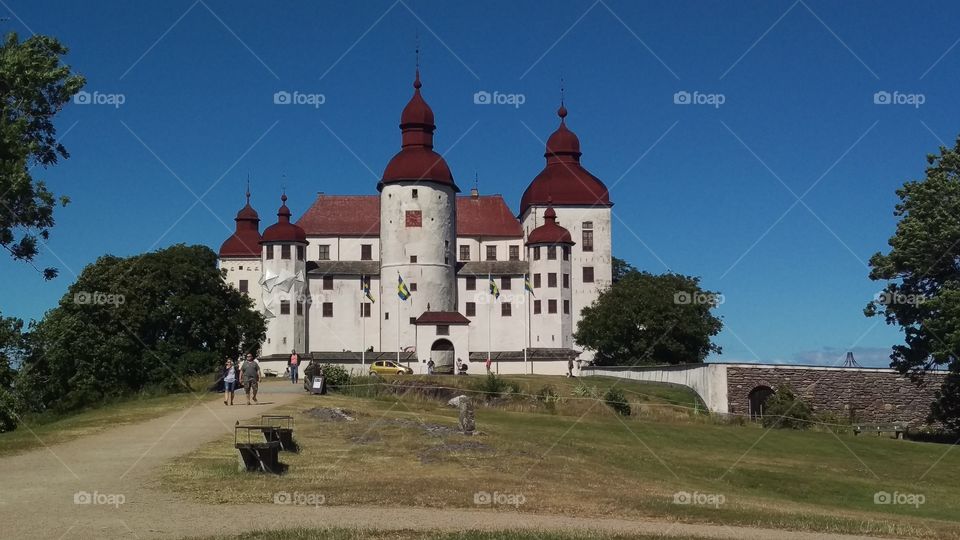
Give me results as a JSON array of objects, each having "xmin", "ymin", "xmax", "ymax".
[
  {"xmin": 397, "ymin": 272, "xmax": 401, "ymax": 364},
  {"xmin": 361, "ymin": 275, "xmax": 365, "ymax": 371},
  {"xmin": 524, "ymin": 274, "xmax": 529, "ymax": 375},
  {"xmin": 487, "ymin": 273, "xmax": 492, "ymax": 373}
]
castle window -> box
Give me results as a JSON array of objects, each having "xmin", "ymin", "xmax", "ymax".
[
  {"xmin": 280, "ymin": 301, "xmax": 290, "ymax": 315},
  {"xmin": 501, "ymin": 277, "xmax": 511, "ymax": 290},
  {"xmin": 437, "ymin": 325, "xmax": 449, "ymax": 336},
  {"xmin": 509, "ymin": 245, "xmax": 519, "ymax": 261},
  {"xmin": 410, "ymin": 282, "xmax": 418, "ymax": 292},
  {"xmin": 534, "ymin": 300, "xmax": 541, "ymax": 314},
  {"xmin": 466, "ymin": 302, "xmax": 476, "ymax": 316},
  {"xmin": 547, "ymin": 246, "xmax": 557, "ymax": 260},
  {"xmin": 297, "ymin": 245, "xmax": 305, "ymax": 261},
  {"xmin": 384, "ymin": 312, "xmax": 389, "ymax": 320},
  {"xmin": 563, "ymin": 273, "xmax": 570, "ymax": 288},
  {"xmin": 548, "ymin": 299, "xmax": 557, "ymax": 314},
  {"xmin": 459, "ymin": 245, "xmax": 470, "ymax": 261},
  {"xmin": 533, "ymin": 247, "xmax": 541, "ymax": 260},
  {"xmin": 238, "ymin": 265, "xmax": 243, "ymax": 270},
  {"xmin": 410, "ymin": 255, "xmax": 417, "ymax": 263},
  {"xmin": 563, "ymin": 300, "xmax": 570, "ymax": 314},
  {"xmin": 296, "ymin": 302, "xmax": 304, "ymax": 315},
  {"xmin": 323, "ymin": 276, "xmax": 334, "ymax": 290},
  {"xmin": 548, "ymin": 273, "xmax": 557, "ymax": 288},
  {"xmin": 322, "ymin": 302, "xmax": 333, "ymax": 317},
  {"xmin": 533, "ymin": 273, "xmax": 541, "ymax": 288},
  {"xmin": 318, "ymin": 244, "xmax": 330, "ymax": 260},
  {"xmin": 361, "ymin": 244, "xmax": 372, "ymax": 261},
  {"xmin": 412, "ymin": 189, "xmax": 418, "ymax": 199},
  {"xmin": 466, "ymin": 276, "xmax": 476, "ymax": 290},
  {"xmin": 239, "ymin": 280, "xmax": 248, "ymax": 293},
  {"xmin": 563, "ymin": 246, "xmax": 570, "ymax": 261},
  {"xmin": 486, "ymin": 245, "xmax": 497, "ymax": 261},
  {"xmin": 582, "ymin": 229, "xmax": 594, "ymax": 252},
  {"xmin": 281, "ymin": 245, "xmax": 291, "ymax": 259},
  {"xmin": 405, "ymin": 210, "xmax": 422, "ymax": 227},
  {"xmin": 360, "ymin": 303, "xmax": 371, "ymax": 318},
  {"xmin": 266, "ymin": 245, "xmax": 274, "ymax": 260},
  {"xmin": 583, "ymin": 267, "xmax": 594, "ymax": 283},
  {"xmin": 501, "ymin": 303, "xmax": 512, "ymax": 317},
  {"xmin": 409, "ymin": 317, "xmax": 417, "ymax": 325}
]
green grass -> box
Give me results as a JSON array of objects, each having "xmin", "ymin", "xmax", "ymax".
[
  {"xmin": 0, "ymin": 374, "xmax": 214, "ymax": 457},
  {"xmin": 195, "ymin": 529, "xmax": 705, "ymax": 540}
]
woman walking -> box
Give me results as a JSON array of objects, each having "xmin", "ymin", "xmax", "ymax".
[{"xmin": 222, "ymin": 357, "xmax": 239, "ymax": 405}]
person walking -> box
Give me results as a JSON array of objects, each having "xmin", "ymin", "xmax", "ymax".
[
  {"xmin": 222, "ymin": 357, "xmax": 238, "ymax": 405},
  {"xmin": 456, "ymin": 357, "xmax": 463, "ymax": 375},
  {"xmin": 485, "ymin": 357, "xmax": 492, "ymax": 374},
  {"xmin": 241, "ymin": 352, "xmax": 261, "ymax": 405},
  {"xmin": 567, "ymin": 358, "xmax": 574, "ymax": 378},
  {"xmin": 288, "ymin": 349, "xmax": 300, "ymax": 384},
  {"xmin": 426, "ymin": 359, "xmax": 435, "ymax": 375}
]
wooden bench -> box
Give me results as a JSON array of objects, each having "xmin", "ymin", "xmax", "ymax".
[
  {"xmin": 260, "ymin": 415, "xmax": 297, "ymax": 452},
  {"xmin": 235, "ymin": 424, "xmax": 282, "ymax": 473},
  {"xmin": 853, "ymin": 424, "xmax": 905, "ymax": 439}
]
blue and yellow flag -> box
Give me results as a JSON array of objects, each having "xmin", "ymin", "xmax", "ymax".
[
  {"xmin": 397, "ymin": 274, "xmax": 411, "ymax": 301},
  {"xmin": 524, "ymin": 274, "xmax": 535, "ymax": 296},
  {"xmin": 489, "ymin": 275, "xmax": 500, "ymax": 300},
  {"xmin": 362, "ymin": 275, "xmax": 376, "ymax": 303}
]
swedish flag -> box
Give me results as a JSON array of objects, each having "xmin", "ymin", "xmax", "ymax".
[
  {"xmin": 362, "ymin": 275, "xmax": 376, "ymax": 303},
  {"xmin": 489, "ymin": 275, "xmax": 500, "ymax": 300},
  {"xmin": 397, "ymin": 274, "xmax": 411, "ymax": 301},
  {"xmin": 524, "ymin": 274, "xmax": 535, "ymax": 296}
]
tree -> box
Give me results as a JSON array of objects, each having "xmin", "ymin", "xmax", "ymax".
[
  {"xmin": 1, "ymin": 32, "xmax": 85, "ymax": 279},
  {"xmin": 866, "ymin": 136, "xmax": 960, "ymax": 429},
  {"xmin": 761, "ymin": 384, "xmax": 813, "ymax": 430},
  {"xmin": 612, "ymin": 256, "xmax": 638, "ymax": 283},
  {"xmin": 17, "ymin": 244, "xmax": 266, "ymax": 413},
  {"xmin": 0, "ymin": 312, "xmax": 24, "ymax": 432},
  {"xmin": 574, "ymin": 271, "xmax": 722, "ymax": 366}
]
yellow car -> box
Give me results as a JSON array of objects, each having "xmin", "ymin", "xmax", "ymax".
[{"xmin": 369, "ymin": 360, "xmax": 414, "ymax": 376}]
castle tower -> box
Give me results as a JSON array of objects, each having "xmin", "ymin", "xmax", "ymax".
[
  {"xmin": 218, "ymin": 184, "xmax": 263, "ymax": 311},
  {"xmin": 526, "ymin": 202, "xmax": 575, "ymax": 349},
  {"xmin": 259, "ymin": 193, "xmax": 308, "ymax": 357},
  {"xmin": 378, "ymin": 69, "xmax": 459, "ymax": 353},
  {"xmin": 520, "ymin": 103, "xmax": 613, "ymax": 359}
]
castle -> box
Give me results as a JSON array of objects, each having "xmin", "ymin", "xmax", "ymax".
[{"xmin": 218, "ymin": 70, "xmax": 613, "ymax": 375}]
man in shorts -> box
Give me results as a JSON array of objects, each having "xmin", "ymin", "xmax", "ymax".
[{"xmin": 241, "ymin": 352, "xmax": 261, "ymax": 405}]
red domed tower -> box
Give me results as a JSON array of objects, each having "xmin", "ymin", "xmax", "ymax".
[
  {"xmin": 379, "ymin": 69, "xmax": 459, "ymax": 358},
  {"xmin": 260, "ymin": 192, "xmax": 308, "ymax": 358},
  {"xmin": 218, "ymin": 186, "xmax": 263, "ymax": 310},
  {"xmin": 526, "ymin": 202, "xmax": 575, "ymax": 349}
]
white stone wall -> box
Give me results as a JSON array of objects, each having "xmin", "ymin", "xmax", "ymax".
[
  {"xmin": 219, "ymin": 257, "xmax": 263, "ymax": 311},
  {"xmin": 527, "ymin": 245, "xmax": 574, "ymax": 349},
  {"xmin": 260, "ymin": 243, "xmax": 306, "ymax": 357},
  {"xmin": 456, "ymin": 237, "xmax": 525, "ymax": 263},
  {"xmin": 379, "ymin": 182, "xmax": 457, "ymax": 353},
  {"xmin": 456, "ymin": 275, "xmax": 528, "ymax": 354},
  {"xmin": 307, "ymin": 236, "xmax": 380, "ymax": 262},
  {"xmin": 306, "ymin": 275, "xmax": 380, "ymax": 353}
]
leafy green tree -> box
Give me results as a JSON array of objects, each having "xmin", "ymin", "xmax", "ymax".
[
  {"xmin": 761, "ymin": 384, "xmax": 813, "ymax": 430},
  {"xmin": 574, "ymin": 271, "xmax": 722, "ymax": 366},
  {"xmin": 17, "ymin": 244, "xmax": 266, "ymax": 413},
  {"xmin": 866, "ymin": 137, "xmax": 960, "ymax": 430},
  {"xmin": 1, "ymin": 32, "xmax": 85, "ymax": 279},
  {"xmin": 0, "ymin": 312, "xmax": 25, "ymax": 431},
  {"xmin": 612, "ymin": 256, "xmax": 638, "ymax": 283}
]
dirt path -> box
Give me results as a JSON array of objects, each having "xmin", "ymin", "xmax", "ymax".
[{"xmin": 0, "ymin": 383, "xmax": 889, "ymax": 540}]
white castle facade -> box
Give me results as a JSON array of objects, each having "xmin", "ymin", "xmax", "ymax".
[{"xmin": 218, "ymin": 71, "xmax": 613, "ymax": 374}]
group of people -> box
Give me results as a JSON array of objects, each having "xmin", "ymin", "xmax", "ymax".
[{"xmin": 220, "ymin": 353, "xmax": 262, "ymax": 406}]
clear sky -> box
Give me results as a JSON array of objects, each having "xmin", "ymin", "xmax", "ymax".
[{"xmin": 1, "ymin": 0, "xmax": 957, "ymax": 367}]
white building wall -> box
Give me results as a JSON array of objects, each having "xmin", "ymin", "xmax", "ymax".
[
  {"xmin": 219, "ymin": 257, "xmax": 263, "ymax": 311},
  {"xmin": 456, "ymin": 275, "xmax": 527, "ymax": 355},
  {"xmin": 260, "ymin": 243, "xmax": 306, "ymax": 357},
  {"xmin": 456, "ymin": 237, "xmax": 525, "ymax": 263},
  {"xmin": 584, "ymin": 364, "xmax": 729, "ymax": 413},
  {"xmin": 307, "ymin": 236, "xmax": 381, "ymax": 262},
  {"xmin": 306, "ymin": 275, "xmax": 381, "ymax": 353},
  {"xmin": 527, "ymin": 246, "xmax": 574, "ymax": 349}
]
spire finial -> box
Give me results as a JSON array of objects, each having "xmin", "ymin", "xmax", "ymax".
[
  {"xmin": 414, "ymin": 31, "xmax": 422, "ymax": 89},
  {"xmin": 245, "ymin": 174, "xmax": 251, "ymax": 204},
  {"xmin": 557, "ymin": 76, "xmax": 568, "ymax": 121}
]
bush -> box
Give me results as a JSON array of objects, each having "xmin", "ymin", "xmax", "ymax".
[
  {"xmin": 473, "ymin": 373, "xmax": 511, "ymax": 399},
  {"xmin": 321, "ymin": 364, "xmax": 351, "ymax": 388},
  {"xmin": 572, "ymin": 382, "xmax": 600, "ymax": 398},
  {"xmin": 761, "ymin": 384, "xmax": 813, "ymax": 429},
  {"xmin": 535, "ymin": 384, "xmax": 561, "ymax": 412},
  {"xmin": 603, "ymin": 387, "xmax": 631, "ymax": 416}
]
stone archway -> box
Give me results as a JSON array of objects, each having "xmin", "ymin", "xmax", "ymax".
[
  {"xmin": 748, "ymin": 385, "xmax": 775, "ymax": 419},
  {"xmin": 430, "ymin": 339, "xmax": 455, "ymax": 374}
]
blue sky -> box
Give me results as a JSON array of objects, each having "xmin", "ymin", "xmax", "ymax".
[{"xmin": 1, "ymin": 0, "xmax": 958, "ymax": 367}]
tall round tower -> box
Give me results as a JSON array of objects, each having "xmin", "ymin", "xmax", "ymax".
[
  {"xmin": 378, "ymin": 69, "xmax": 459, "ymax": 353},
  {"xmin": 527, "ymin": 202, "xmax": 575, "ymax": 349},
  {"xmin": 259, "ymin": 193, "xmax": 308, "ymax": 358}
]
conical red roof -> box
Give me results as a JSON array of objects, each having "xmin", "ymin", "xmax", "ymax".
[
  {"xmin": 527, "ymin": 203, "xmax": 574, "ymax": 245},
  {"xmin": 219, "ymin": 189, "xmax": 262, "ymax": 258},
  {"xmin": 261, "ymin": 193, "xmax": 307, "ymax": 244}
]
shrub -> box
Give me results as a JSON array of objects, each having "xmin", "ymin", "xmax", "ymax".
[
  {"xmin": 603, "ymin": 387, "xmax": 631, "ymax": 416},
  {"xmin": 535, "ymin": 384, "xmax": 561, "ymax": 412},
  {"xmin": 572, "ymin": 382, "xmax": 600, "ymax": 398},
  {"xmin": 761, "ymin": 384, "xmax": 813, "ymax": 429},
  {"xmin": 473, "ymin": 373, "xmax": 510, "ymax": 399},
  {"xmin": 321, "ymin": 364, "xmax": 351, "ymax": 388}
]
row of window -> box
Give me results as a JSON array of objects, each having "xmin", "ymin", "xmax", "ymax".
[
  {"xmin": 265, "ymin": 245, "xmax": 306, "ymax": 261},
  {"xmin": 462, "ymin": 299, "xmax": 570, "ymax": 316}
]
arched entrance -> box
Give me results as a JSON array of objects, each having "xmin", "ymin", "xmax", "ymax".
[
  {"xmin": 430, "ymin": 339, "xmax": 455, "ymax": 374},
  {"xmin": 748, "ymin": 386, "xmax": 775, "ymax": 419}
]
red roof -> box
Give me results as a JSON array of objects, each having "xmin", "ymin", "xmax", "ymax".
[
  {"xmin": 415, "ymin": 311, "xmax": 471, "ymax": 325},
  {"xmin": 296, "ymin": 194, "xmax": 522, "ymax": 238},
  {"xmin": 527, "ymin": 205, "xmax": 574, "ymax": 245},
  {"xmin": 219, "ymin": 194, "xmax": 262, "ymax": 258},
  {"xmin": 261, "ymin": 194, "xmax": 307, "ymax": 244},
  {"xmin": 519, "ymin": 105, "xmax": 611, "ymax": 216}
]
